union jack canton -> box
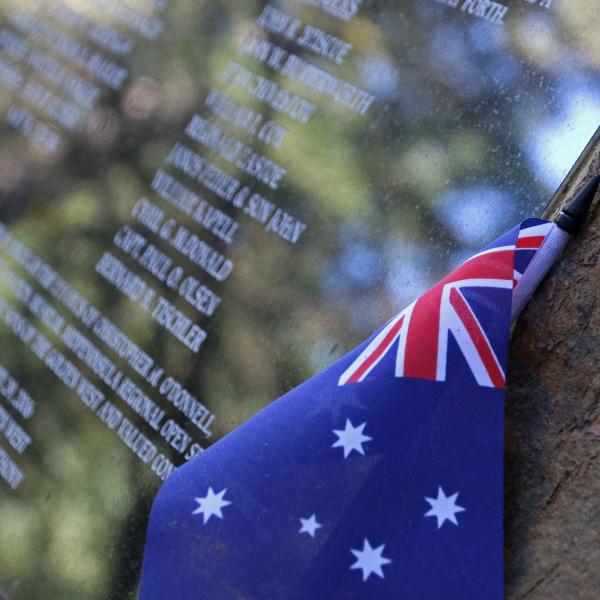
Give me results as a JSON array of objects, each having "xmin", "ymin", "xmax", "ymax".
[{"xmin": 139, "ymin": 218, "xmax": 553, "ymax": 600}]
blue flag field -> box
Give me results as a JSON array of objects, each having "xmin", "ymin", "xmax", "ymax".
[{"xmin": 139, "ymin": 219, "xmax": 553, "ymax": 599}]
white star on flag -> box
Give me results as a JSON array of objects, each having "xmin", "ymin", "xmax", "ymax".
[
  {"xmin": 332, "ymin": 419, "xmax": 372, "ymax": 458},
  {"xmin": 424, "ymin": 486, "xmax": 466, "ymax": 528},
  {"xmin": 350, "ymin": 538, "xmax": 392, "ymax": 582},
  {"xmin": 299, "ymin": 514, "xmax": 322, "ymax": 538},
  {"xmin": 192, "ymin": 487, "xmax": 232, "ymax": 525}
]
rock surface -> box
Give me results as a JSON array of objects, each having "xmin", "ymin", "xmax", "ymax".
[{"xmin": 505, "ymin": 151, "xmax": 600, "ymax": 599}]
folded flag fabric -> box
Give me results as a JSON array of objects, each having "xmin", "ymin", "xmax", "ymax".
[{"xmin": 139, "ymin": 218, "xmax": 555, "ymax": 599}]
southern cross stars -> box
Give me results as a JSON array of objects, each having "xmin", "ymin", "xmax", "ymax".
[
  {"xmin": 299, "ymin": 514, "xmax": 322, "ymax": 538},
  {"xmin": 332, "ymin": 419, "xmax": 372, "ymax": 458},
  {"xmin": 192, "ymin": 487, "xmax": 232, "ymax": 525},
  {"xmin": 424, "ymin": 486, "xmax": 466, "ymax": 528},
  {"xmin": 350, "ymin": 538, "xmax": 392, "ymax": 581}
]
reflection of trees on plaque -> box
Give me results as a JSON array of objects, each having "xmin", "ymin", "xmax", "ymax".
[{"xmin": 0, "ymin": 0, "xmax": 598, "ymax": 598}]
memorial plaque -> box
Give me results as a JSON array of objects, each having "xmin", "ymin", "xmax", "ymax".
[{"xmin": 0, "ymin": 0, "xmax": 598, "ymax": 598}]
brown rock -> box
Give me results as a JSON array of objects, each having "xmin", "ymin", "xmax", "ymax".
[{"xmin": 505, "ymin": 143, "xmax": 600, "ymax": 599}]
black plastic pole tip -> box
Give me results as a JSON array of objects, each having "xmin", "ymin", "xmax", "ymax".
[{"xmin": 555, "ymin": 173, "xmax": 600, "ymax": 234}]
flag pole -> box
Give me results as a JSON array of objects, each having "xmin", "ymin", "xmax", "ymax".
[{"xmin": 511, "ymin": 175, "xmax": 600, "ymax": 321}]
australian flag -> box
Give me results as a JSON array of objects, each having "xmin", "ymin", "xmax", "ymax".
[{"xmin": 139, "ymin": 219, "xmax": 554, "ymax": 599}]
